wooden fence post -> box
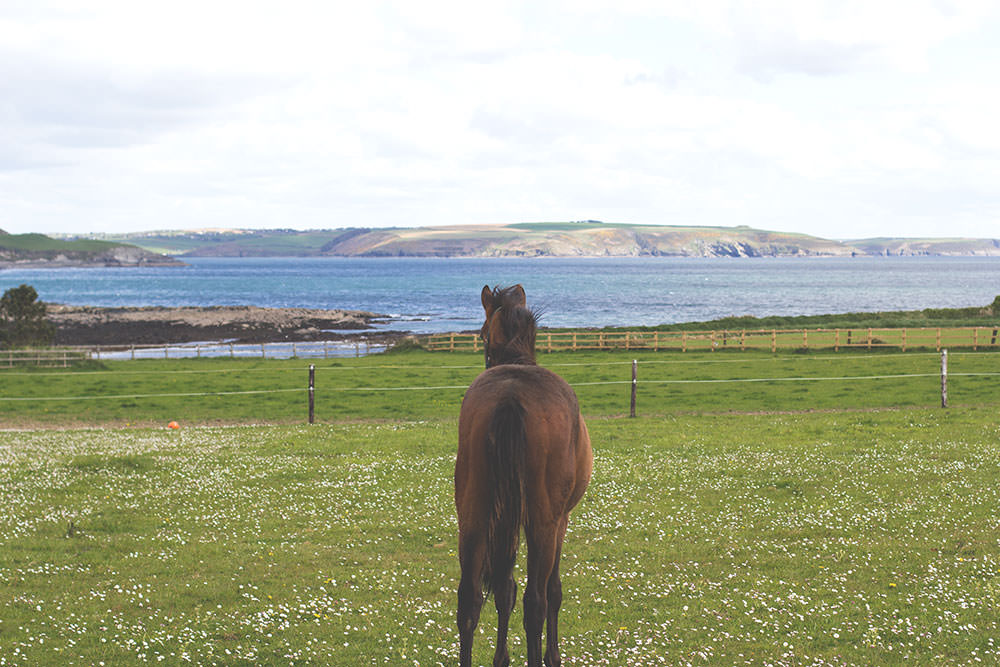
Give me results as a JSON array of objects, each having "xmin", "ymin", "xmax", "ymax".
[
  {"xmin": 771, "ymin": 329, "xmax": 776, "ymax": 353},
  {"xmin": 308, "ymin": 364, "xmax": 315, "ymax": 424},
  {"xmin": 630, "ymin": 359, "xmax": 637, "ymax": 418},
  {"xmin": 834, "ymin": 329, "xmax": 840, "ymax": 352},
  {"xmin": 941, "ymin": 349, "xmax": 948, "ymax": 408}
]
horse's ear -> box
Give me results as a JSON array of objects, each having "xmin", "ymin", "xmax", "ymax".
[
  {"xmin": 481, "ymin": 285, "xmax": 493, "ymax": 312},
  {"xmin": 511, "ymin": 284, "xmax": 526, "ymax": 307}
]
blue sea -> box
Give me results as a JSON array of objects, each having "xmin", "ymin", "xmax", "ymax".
[{"xmin": 3, "ymin": 256, "xmax": 1000, "ymax": 334}]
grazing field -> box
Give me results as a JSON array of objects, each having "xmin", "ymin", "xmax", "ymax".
[
  {"xmin": 2, "ymin": 410, "xmax": 999, "ymax": 665},
  {"xmin": 3, "ymin": 348, "xmax": 1000, "ymax": 427}
]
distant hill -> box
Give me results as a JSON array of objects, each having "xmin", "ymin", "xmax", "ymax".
[
  {"xmin": 0, "ymin": 230, "xmax": 183, "ymax": 268},
  {"xmin": 846, "ymin": 237, "xmax": 1000, "ymax": 256},
  {"xmin": 68, "ymin": 222, "xmax": 1000, "ymax": 258}
]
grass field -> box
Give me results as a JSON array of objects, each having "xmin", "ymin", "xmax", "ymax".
[
  {"xmin": 3, "ymin": 350, "xmax": 1000, "ymax": 665},
  {"xmin": 2, "ymin": 410, "xmax": 999, "ymax": 665}
]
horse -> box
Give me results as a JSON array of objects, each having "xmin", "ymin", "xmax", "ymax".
[{"xmin": 455, "ymin": 284, "xmax": 593, "ymax": 667}]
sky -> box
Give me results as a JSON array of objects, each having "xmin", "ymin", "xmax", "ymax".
[{"xmin": 2, "ymin": 1, "xmax": 999, "ymax": 240}]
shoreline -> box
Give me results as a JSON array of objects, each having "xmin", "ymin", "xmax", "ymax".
[{"xmin": 47, "ymin": 304, "xmax": 402, "ymax": 346}]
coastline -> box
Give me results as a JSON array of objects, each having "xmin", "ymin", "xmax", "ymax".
[{"xmin": 47, "ymin": 304, "xmax": 399, "ymax": 346}]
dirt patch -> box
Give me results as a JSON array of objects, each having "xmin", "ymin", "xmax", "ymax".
[{"xmin": 47, "ymin": 304, "xmax": 397, "ymax": 346}]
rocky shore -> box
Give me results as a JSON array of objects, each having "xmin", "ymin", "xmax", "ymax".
[{"xmin": 47, "ymin": 305, "xmax": 397, "ymax": 346}]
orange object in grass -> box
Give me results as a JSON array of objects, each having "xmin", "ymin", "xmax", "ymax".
[{"xmin": 168, "ymin": 421, "xmax": 180, "ymax": 430}]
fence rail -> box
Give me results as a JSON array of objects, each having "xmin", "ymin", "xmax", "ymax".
[
  {"xmin": 6, "ymin": 326, "xmax": 999, "ymax": 366},
  {"xmin": 423, "ymin": 326, "xmax": 1000, "ymax": 354},
  {"xmin": 3, "ymin": 348, "xmax": 91, "ymax": 367}
]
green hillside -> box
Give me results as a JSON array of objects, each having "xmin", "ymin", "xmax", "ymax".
[
  {"xmin": 0, "ymin": 232, "xmax": 122, "ymax": 253},
  {"xmin": 0, "ymin": 230, "xmax": 182, "ymax": 267}
]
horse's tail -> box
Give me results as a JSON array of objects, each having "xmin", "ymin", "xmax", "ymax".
[{"xmin": 483, "ymin": 396, "xmax": 527, "ymax": 596}]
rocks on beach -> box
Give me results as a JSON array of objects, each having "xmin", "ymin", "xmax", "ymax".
[{"xmin": 47, "ymin": 304, "xmax": 394, "ymax": 346}]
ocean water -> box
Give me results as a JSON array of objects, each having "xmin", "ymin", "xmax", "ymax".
[{"xmin": 3, "ymin": 256, "xmax": 1000, "ymax": 334}]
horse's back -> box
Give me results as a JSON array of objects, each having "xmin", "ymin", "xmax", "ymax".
[{"xmin": 458, "ymin": 365, "xmax": 592, "ymax": 520}]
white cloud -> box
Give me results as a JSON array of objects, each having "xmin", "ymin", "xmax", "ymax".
[{"xmin": 0, "ymin": 0, "xmax": 999, "ymax": 238}]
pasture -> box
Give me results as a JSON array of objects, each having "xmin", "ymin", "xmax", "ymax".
[{"xmin": 2, "ymin": 350, "xmax": 1000, "ymax": 664}]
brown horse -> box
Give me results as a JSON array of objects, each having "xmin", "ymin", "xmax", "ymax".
[{"xmin": 456, "ymin": 285, "xmax": 593, "ymax": 667}]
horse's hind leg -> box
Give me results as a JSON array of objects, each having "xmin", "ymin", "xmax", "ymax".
[
  {"xmin": 524, "ymin": 526, "xmax": 559, "ymax": 667},
  {"xmin": 457, "ymin": 532, "xmax": 486, "ymax": 667},
  {"xmin": 544, "ymin": 516, "xmax": 569, "ymax": 667},
  {"xmin": 492, "ymin": 573, "xmax": 516, "ymax": 667}
]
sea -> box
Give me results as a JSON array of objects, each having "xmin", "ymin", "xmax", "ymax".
[{"xmin": 3, "ymin": 256, "xmax": 1000, "ymax": 335}]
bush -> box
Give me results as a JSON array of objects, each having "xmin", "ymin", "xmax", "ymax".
[{"xmin": 0, "ymin": 284, "xmax": 55, "ymax": 348}]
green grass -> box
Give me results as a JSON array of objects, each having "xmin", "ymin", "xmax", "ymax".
[
  {"xmin": 4, "ymin": 350, "xmax": 1000, "ymax": 663},
  {"xmin": 2, "ymin": 410, "xmax": 999, "ymax": 664},
  {"xmin": 0, "ymin": 232, "xmax": 123, "ymax": 254},
  {"xmin": 3, "ymin": 348, "xmax": 1000, "ymax": 427}
]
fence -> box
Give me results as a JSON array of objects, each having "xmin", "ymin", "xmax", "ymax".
[
  {"xmin": 3, "ymin": 348, "xmax": 91, "ymax": 368},
  {"xmin": 423, "ymin": 326, "xmax": 1000, "ymax": 354},
  {"xmin": 4, "ymin": 350, "xmax": 997, "ymax": 424}
]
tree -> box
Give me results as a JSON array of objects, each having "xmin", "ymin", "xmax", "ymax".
[{"xmin": 0, "ymin": 284, "xmax": 55, "ymax": 348}]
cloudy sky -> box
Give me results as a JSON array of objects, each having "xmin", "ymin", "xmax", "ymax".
[{"xmin": 3, "ymin": 1, "xmax": 999, "ymax": 239}]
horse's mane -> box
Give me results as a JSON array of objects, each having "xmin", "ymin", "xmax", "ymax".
[{"xmin": 488, "ymin": 285, "xmax": 539, "ymax": 366}]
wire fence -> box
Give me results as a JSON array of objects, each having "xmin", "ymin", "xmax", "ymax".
[{"xmin": 4, "ymin": 349, "xmax": 1000, "ymax": 424}]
